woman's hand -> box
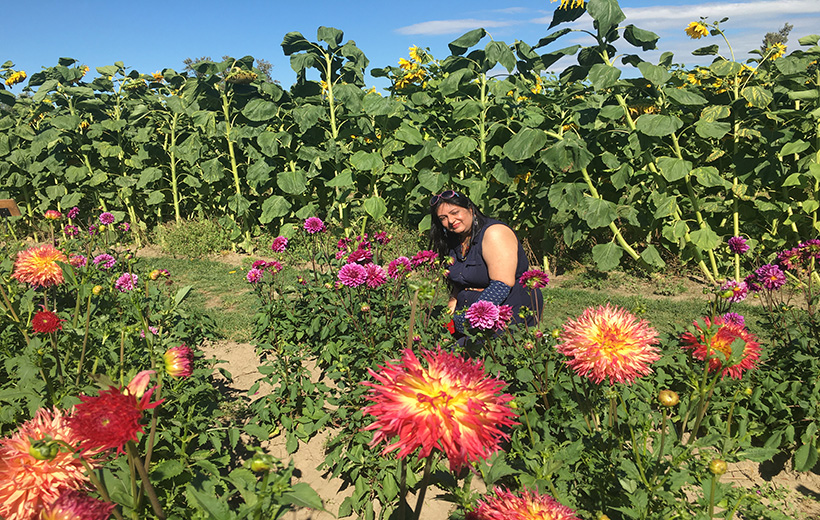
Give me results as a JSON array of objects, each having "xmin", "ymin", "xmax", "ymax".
[{"xmin": 482, "ymin": 224, "xmax": 519, "ymax": 287}]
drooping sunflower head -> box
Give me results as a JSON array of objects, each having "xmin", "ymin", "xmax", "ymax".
[{"xmin": 685, "ymin": 21, "xmax": 710, "ymax": 40}]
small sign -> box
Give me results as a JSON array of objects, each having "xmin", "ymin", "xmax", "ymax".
[{"xmin": 0, "ymin": 199, "xmax": 21, "ymax": 218}]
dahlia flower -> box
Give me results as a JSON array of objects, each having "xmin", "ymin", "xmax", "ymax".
[
  {"xmin": 777, "ymin": 247, "xmax": 801, "ymax": 270},
  {"xmin": 164, "ymin": 345, "xmax": 194, "ymax": 378},
  {"xmin": 68, "ymin": 254, "xmax": 86, "ymax": 268},
  {"xmin": 348, "ymin": 248, "xmax": 373, "ymax": 265},
  {"xmin": 755, "ymin": 264, "xmax": 786, "ymax": 290},
  {"xmin": 719, "ymin": 279, "xmax": 747, "ymax": 303},
  {"xmin": 681, "ymin": 316, "xmax": 761, "ymax": 379},
  {"xmin": 44, "ymin": 210, "xmax": 62, "ymax": 220},
  {"xmin": 303, "ymin": 217, "xmax": 325, "ymax": 234},
  {"xmin": 98, "ymin": 212, "xmax": 115, "ymax": 225},
  {"xmin": 411, "ymin": 249, "xmax": 438, "ymax": 268},
  {"xmin": 91, "ymin": 254, "xmax": 115, "ymax": 270},
  {"xmin": 66, "ymin": 207, "xmax": 80, "ymax": 219},
  {"xmin": 373, "ymin": 231, "xmax": 391, "ymax": 245},
  {"xmin": 799, "ymin": 239, "xmax": 820, "ymax": 261},
  {"xmin": 271, "ymin": 236, "xmax": 288, "ymax": 253},
  {"xmin": 41, "ymin": 489, "xmax": 115, "ymax": 520},
  {"xmin": 68, "ymin": 370, "xmax": 163, "ymax": 453},
  {"xmin": 363, "ymin": 348, "xmax": 516, "ymax": 471},
  {"xmin": 338, "ymin": 263, "xmax": 367, "ymax": 288},
  {"xmin": 387, "ymin": 257, "xmax": 412, "ymax": 279},
  {"xmin": 556, "ymin": 304, "xmax": 661, "ymax": 385},
  {"xmin": 64, "ymin": 225, "xmax": 80, "ymax": 238},
  {"xmin": 114, "ymin": 273, "xmax": 138, "ymax": 292},
  {"xmin": 32, "ymin": 310, "xmax": 62, "ymax": 334},
  {"xmin": 496, "ymin": 305, "xmax": 513, "ymax": 330},
  {"xmin": 12, "ymin": 245, "xmax": 68, "ymax": 288},
  {"xmin": 467, "ymin": 487, "xmax": 580, "ymax": 520},
  {"xmin": 365, "ymin": 264, "xmax": 388, "ymax": 288},
  {"xmin": 518, "ymin": 269, "xmax": 549, "ymax": 289},
  {"xmin": 246, "ymin": 268, "xmax": 263, "ymax": 284},
  {"xmin": 0, "ymin": 408, "xmax": 96, "ymax": 520},
  {"xmin": 727, "ymin": 236, "xmax": 750, "ymax": 255},
  {"xmin": 465, "ymin": 300, "xmax": 500, "ymax": 330},
  {"xmin": 722, "ymin": 312, "xmax": 745, "ymax": 326}
]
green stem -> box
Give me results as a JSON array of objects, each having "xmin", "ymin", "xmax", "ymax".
[
  {"xmin": 580, "ymin": 167, "xmax": 641, "ymax": 261},
  {"xmin": 75, "ymin": 293, "xmax": 93, "ymax": 386},
  {"xmin": 413, "ymin": 455, "xmax": 435, "ymax": 520},
  {"xmin": 79, "ymin": 458, "xmax": 125, "ymax": 520},
  {"xmin": 125, "ymin": 440, "xmax": 166, "ymax": 519},
  {"xmin": 169, "ymin": 113, "xmax": 181, "ymax": 223}
]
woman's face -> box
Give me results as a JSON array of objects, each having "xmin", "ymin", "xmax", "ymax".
[{"xmin": 436, "ymin": 202, "xmax": 473, "ymax": 235}]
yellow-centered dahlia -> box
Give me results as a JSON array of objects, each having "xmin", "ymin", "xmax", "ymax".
[
  {"xmin": 681, "ymin": 316, "xmax": 761, "ymax": 379},
  {"xmin": 0, "ymin": 408, "xmax": 96, "ymax": 520},
  {"xmin": 685, "ymin": 22, "xmax": 709, "ymax": 39},
  {"xmin": 12, "ymin": 244, "xmax": 68, "ymax": 288},
  {"xmin": 363, "ymin": 348, "xmax": 516, "ymax": 472},
  {"xmin": 556, "ymin": 304, "xmax": 661, "ymax": 384},
  {"xmin": 467, "ymin": 487, "xmax": 580, "ymax": 520}
]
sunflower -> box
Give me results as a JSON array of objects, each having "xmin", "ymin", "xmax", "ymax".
[{"xmin": 685, "ymin": 21, "xmax": 709, "ymax": 40}]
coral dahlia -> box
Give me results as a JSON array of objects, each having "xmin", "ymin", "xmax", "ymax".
[
  {"xmin": 681, "ymin": 316, "xmax": 761, "ymax": 379},
  {"xmin": 164, "ymin": 345, "xmax": 194, "ymax": 378},
  {"xmin": 556, "ymin": 304, "xmax": 661, "ymax": 384},
  {"xmin": 365, "ymin": 263, "xmax": 388, "ymax": 288},
  {"xmin": 12, "ymin": 245, "xmax": 68, "ymax": 288},
  {"xmin": 363, "ymin": 348, "xmax": 516, "ymax": 472},
  {"xmin": 0, "ymin": 408, "xmax": 96, "ymax": 520},
  {"xmin": 467, "ymin": 487, "xmax": 580, "ymax": 520},
  {"xmin": 68, "ymin": 370, "xmax": 162, "ymax": 454}
]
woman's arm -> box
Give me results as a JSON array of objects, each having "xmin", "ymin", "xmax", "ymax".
[{"xmin": 482, "ymin": 224, "xmax": 519, "ymax": 287}]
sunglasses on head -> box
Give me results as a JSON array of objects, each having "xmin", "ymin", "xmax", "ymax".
[{"xmin": 429, "ymin": 190, "xmax": 459, "ymax": 206}]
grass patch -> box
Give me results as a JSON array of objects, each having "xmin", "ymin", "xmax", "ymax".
[{"xmin": 136, "ymin": 256, "xmax": 256, "ymax": 342}]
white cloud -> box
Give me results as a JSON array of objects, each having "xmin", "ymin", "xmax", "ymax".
[{"xmin": 396, "ymin": 19, "xmax": 515, "ymax": 36}]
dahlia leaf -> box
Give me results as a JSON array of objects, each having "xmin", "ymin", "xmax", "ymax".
[{"xmin": 283, "ymin": 482, "xmax": 325, "ymax": 510}]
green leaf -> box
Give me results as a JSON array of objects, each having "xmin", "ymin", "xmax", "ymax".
[
  {"xmin": 635, "ymin": 114, "xmax": 683, "ymax": 137},
  {"xmin": 793, "ymin": 441, "xmax": 818, "ymax": 472},
  {"xmin": 281, "ymin": 32, "xmax": 313, "ymax": 55},
  {"xmin": 623, "ymin": 25, "xmax": 659, "ymax": 50},
  {"xmin": 689, "ymin": 226, "xmax": 720, "ymax": 251},
  {"xmin": 363, "ymin": 196, "xmax": 387, "ymax": 221},
  {"xmin": 395, "ymin": 124, "xmax": 423, "ymax": 145},
  {"xmin": 710, "ymin": 60, "xmax": 742, "ymax": 77},
  {"xmin": 503, "ymin": 128, "xmax": 548, "ymax": 162},
  {"xmin": 638, "ymin": 62, "xmax": 671, "ymax": 86},
  {"xmin": 692, "ymin": 44, "xmax": 720, "ymax": 56},
  {"xmin": 186, "ymin": 484, "xmax": 232, "ymax": 519},
  {"xmin": 780, "ymin": 140, "xmax": 810, "ymax": 156},
  {"xmin": 175, "ymin": 286, "xmax": 193, "ymax": 307},
  {"xmin": 592, "ymin": 242, "xmax": 623, "ymax": 271},
  {"xmin": 540, "ymin": 45, "xmax": 581, "ymax": 69},
  {"xmin": 656, "ymin": 156, "xmax": 692, "ymax": 182},
  {"xmin": 241, "ymin": 98, "xmax": 277, "ymax": 121},
  {"xmin": 243, "ymin": 423, "xmax": 270, "ymax": 441},
  {"xmin": 317, "ymin": 26, "xmax": 344, "ymax": 47},
  {"xmin": 693, "ymin": 166, "xmax": 730, "ymax": 188},
  {"xmin": 695, "ymin": 120, "xmax": 731, "ymax": 139},
  {"xmin": 515, "ymin": 368, "xmax": 534, "ymax": 383},
  {"xmin": 583, "ymin": 197, "xmax": 618, "ymax": 228},
  {"xmin": 448, "ymin": 28, "xmax": 487, "ymax": 55},
  {"xmin": 277, "ymin": 169, "xmax": 308, "ymax": 195},
  {"xmin": 260, "ymin": 195, "xmax": 291, "ymax": 223},
  {"xmin": 640, "ymin": 245, "xmax": 666, "ymax": 268},
  {"xmin": 588, "ymin": 63, "xmax": 621, "ymax": 90},
  {"xmin": 541, "ymin": 136, "xmax": 592, "ymax": 173},
  {"xmin": 586, "ymin": 0, "xmax": 625, "ymax": 37},
  {"xmin": 533, "ymin": 28, "xmax": 572, "ymax": 49},
  {"xmin": 788, "ymin": 89, "xmax": 820, "ymax": 101},
  {"xmin": 350, "ymin": 151, "xmax": 384, "ymax": 171},
  {"xmin": 282, "ymin": 482, "xmax": 324, "ymax": 509},
  {"xmin": 486, "ymin": 41, "xmax": 516, "ymax": 72},
  {"xmin": 798, "ymin": 35, "xmax": 820, "ymax": 46},
  {"xmin": 417, "ymin": 169, "xmax": 448, "ymax": 193},
  {"xmin": 436, "ymin": 136, "xmax": 477, "ymax": 163},
  {"xmin": 741, "ymin": 86, "xmax": 772, "ymax": 108},
  {"xmin": 664, "ymin": 87, "xmax": 707, "ymax": 105},
  {"xmin": 700, "ymin": 104, "xmax": 730, "ymax": 122},
  {"xmin": 292, "ymin": 105, "xmax": 325, "ymax": 132},
  {"xmin": 548, "ymin": 3, "xmax": 586, "ymax": 29},
  {"xmin": 257, "ymin": 132, "xmax": 279, "ymax": 157},
  {"xmin": 326, "ymin": 170, "xmax": 354, "ymax": 188},
  {"xmin": 152, "ymin": 460, "xmax": 184, "ymax": 481}
]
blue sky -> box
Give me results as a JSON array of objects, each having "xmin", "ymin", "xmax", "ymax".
[{"xmin": 4, "ymin": 0, "xmax": 820, "ymax": 93}]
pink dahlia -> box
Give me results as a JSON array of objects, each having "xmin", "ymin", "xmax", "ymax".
[
  {"xmin": 681, "ymin": 316, "xmax": 761, "ymax": 379},
  {"xmin": 92, "ymin": 254, "xmax": 115, "ymax": 270},
  {"xmin": 411, "ymin": 249, "xmax": 438, "ymax": 268},
  {"xmin": 727, "ymin": 236, "xmax": 750, "ymax": 255},
  {"xmin": 373, "ymin": 231, "xmax": 391, "ymax": 245},
  {"xmin": 114, "ymin": 273, "xmax": 138, "ymax": 292},
  {"xmin": 41, "ymin": 489, "xmax": 115, "ymax": 520},
  {"xmin": 68, "ymin": 254, "xmax": 86, "ymax": 268},
  {"xmin": 363, "ymin": 348, "xmax": 516, "ymax": 472},
  {"xmin": 271, "ymin": 236, "xmax": 288, "ymax": 253},
  {"xmin": 719, "ymin": 279, "xmax": 747, "ymax": 303},
  {"xmin": 12, "ymin": 245, "xmax": 68, "ymax": 288},
  {"xmin": 755, "ymin": 264, "xmax": 786, "ymax": 290},
  {"xmin": 387, "ymin": 257, "xmax": 412, "ymax": 279},
  {"xmin": 98, "ymin": 212, "xmax": 115, "ymax": 225},
  {"xmin": 467, "ymin": 487, "xmax": 580, "ymax": 520},
  {"xmin": 518, "ymin": 269, "xmax": 549, "ymax": 289},
  {"xmin": 66, "ymin": 207, "xmax": 80, "ymax": 219},
  {"xmin": 303, "ymin": 217, "xmax": 326, "ymax": 234},
  {"xmin": 164, "ymin": 345, "xmax": 194, "ymax": 378},
  {"xmin": 365, "ymin": 264, "xmax": 388, "ymax": 288},
  {"xmin": 348, "ymin": 248, "xmax": 373, "ymax": 265},
  {"xmin": 338, "ymin": 263, "xmax": 368, "ymax": 287},
  {"xmin": 465, "ymin": 300, "xmax": 500, "ymax": 330},
  {"xmin": 495, "ymin": 305, "xmax": 513, "ymax": 330},
  {"xmin": 557, "ymin": 304, "xmax": 661, "ymax": 385},
  {"xmin": 246, "ymin": 268, "xmax": 263, "ymax": 284}
]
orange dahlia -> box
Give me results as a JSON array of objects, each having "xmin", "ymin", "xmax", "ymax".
[
  {"xmin": 467, "ymin": 486, "xmax": 580, "ymax": 520},
  {"xmin": 68, "ymin": 370, "xmax": 163, "ymax": 454},
  {"xmin": 556, "ymin": 304, "xmax": 661, "ymax": 384},
  {"xmin": 681, "ymin": 316, "xmax": 761, "ymax": 379},
  {"xmin": 363, "ymin": 348, "xmax": 517, "ymax": 472},
  {"xmin": 12, "ymin": 244, "xmax": 68, "ymax": 288},
  {"xmin": 0, "ymin": 407, "xmax": 95, "ymax": 520}
]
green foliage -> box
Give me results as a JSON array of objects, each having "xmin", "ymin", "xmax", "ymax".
[{"xmin": 154, "ymin": 218, "xmax": 232, "ymax": 258}]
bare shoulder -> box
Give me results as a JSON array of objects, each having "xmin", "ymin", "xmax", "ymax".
[{"xmin": 482, "ymin": 223, "xmax": 518, "ymax": 246}]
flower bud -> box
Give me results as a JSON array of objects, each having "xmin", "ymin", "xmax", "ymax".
[
  {"xmin": 744, "ymin": 387, "xmax": 753, "ymax": 396},
  {"xmin": 709, "ymin": 458, "xmax": 727, "ymax": 475},
  {"xmin": 551, "ymin": 328, "xmax": 561, "ymax": 339},
  {"xmin": 524, "ymin": 341, "xmax": 535, "ymax": 351},
  {"xmin": 98, "ymin": 224, "xmax": 106, "ymax": 232},
  {"xmin": 360, "ymin": 304, "xmax": 370, "ymax": 313},
  {"xmin": 92, "ymin": 285, "xmax": 103, "ymax": 295},
  {"xmin": 249, "ymin": 453, "xmax": 275, "ymax": 473},
  {"xmin": 28, "ymin": 438, "xmax": 59, "ymax": 460},
  {"xmin": 149, "ymin": 269, "xmax": 161, "ymax": 280},
  {"xmin": 534, "ymin": 330, "xmax": 544, "ymax": 340},
  {"xmin": 412, "ymin": 335, "xmax": 421, "ymax": 343},
  {"xmin": 658, "ymin": 390, "xmax": 679, "ymax": 407}
]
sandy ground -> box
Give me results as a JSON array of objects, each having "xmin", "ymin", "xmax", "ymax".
[{"xmin": 202, "ymin": 339, "xmax": 820, "ymax": 520}]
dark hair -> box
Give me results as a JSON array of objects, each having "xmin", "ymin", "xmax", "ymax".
[{"xmin": 428, "ymin": 191, "xmax": 486, "ymax": 256}]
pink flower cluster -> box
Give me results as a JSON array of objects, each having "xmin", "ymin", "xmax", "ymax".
[
  {"xmin": 337, "ymin": 263, "xmax": 388, "ymax": 289},
  {"xmin": 114, "ymin": 273, "xmax": 138, "ymax": 292},
  {"xmin": 719, "ymin": 279, "xmax": 747, "ymax": 302},
  {"xmin": 92, "ymin": 254, "xmax": 116, "ymax": 270},
  {"xmin": 411, "ymin": 250, "xmax": 438, "ymax": 269},
  {"xmin": 518, "ymin": 269, "xmax": 549, "ymax": 289},
  {"xmin": 745, "ymin": 264, "xmax": 786, "ymax": 292},
  {"xmin": 387, "ymin": 257, "xmax": 412, "ymax": 279},
  {"xmin": 98, "ymin": 212, "xmax": 115, "ymax": 225},
  {"xmin": 271, "ymin": 236, "xmax": 288, "ymax": 253},
  {"xmin": 303, "ymin": 217, "xmax": 325, "ymax": 234},
  {"xmin": 465, "ymin": 301, "xmax": 513, "ymax": 331}
]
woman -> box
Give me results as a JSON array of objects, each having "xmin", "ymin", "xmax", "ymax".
[{"xmin": 429, "ymin": 190, "xmax": 543, "ymax": 336}]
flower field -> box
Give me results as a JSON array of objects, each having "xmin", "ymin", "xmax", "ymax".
[{"xmin": 2, "ymin": 0, "xmax": 820, "ymax": 518}]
